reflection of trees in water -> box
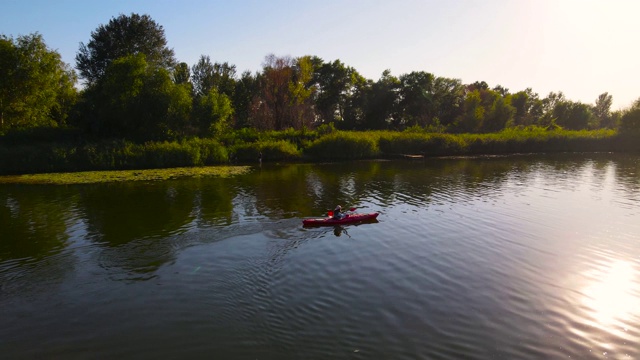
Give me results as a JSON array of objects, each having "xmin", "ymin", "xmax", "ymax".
[
  {"xmin": 79, "ymin": 181, "xmax": 196, "ymax": 246},
  {"xmin": 1, "ymin": 154, "xmax": 638, "ymax": 280},
  {"xmin": 0, "ymin": 186, "xmax": 76, "ymax": 262},
  {"xmin": 191, "ymin": 178, "xmax": 235, "ymax": 227},
  {"xmin": 78, "ymin": 181, "xmax": 198, "ymax": 276},
  {"xmin": 0, "ymin": 186, "xmax": 78, "ymax": 295},
  {"xmin": 611, "ymin": 154, "xmax": 640, "ymax": 195}
]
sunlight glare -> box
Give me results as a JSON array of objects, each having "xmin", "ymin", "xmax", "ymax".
[{"xmin": 582, "ymin": 260, "xmax": 639, "ymax": 329}]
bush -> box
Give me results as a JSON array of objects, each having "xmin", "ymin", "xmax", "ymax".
[
  {"xmin": 378, "ymin": 132, "xmax": 466, "ymax": 156},
  {"xmin": 232, "ymin": 140, "xmax": 301, "ymax": 162},
  {"xmin": 304, "ymin": 132, "xmax": 379, "ymax": 160}
]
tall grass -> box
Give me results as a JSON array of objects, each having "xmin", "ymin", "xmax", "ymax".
[
  {"xmin": 304, "ymin": 132, "xmax": 380, "ymax": 160},
  {"xmin": 232, "ymin": 140, "xmax": 301, "ymax": 162},
  {"xmin": 378, "ymin": 132, "xmax": 467, "ymax": 156},
  {"xmin": 0, "ymin": 126, "xmax": 635, "ymax": 175}
]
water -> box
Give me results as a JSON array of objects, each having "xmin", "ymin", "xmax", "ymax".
[{"xmin": 1, "ymin": 153, "xmax": 639, "ymax": 359}]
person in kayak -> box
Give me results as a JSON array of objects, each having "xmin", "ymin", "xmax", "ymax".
[{"xmin": 333, "ymin": 205, "xmax": 346, "ymax": 220}]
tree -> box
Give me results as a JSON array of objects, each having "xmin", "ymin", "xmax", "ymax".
[
  {"xmin": 482, "ymin": 93, "xmax": 515, "ymax": 132},
  {"xmin": 191, "ymin": 55, "xmax": 236, "ymax": 98},
  {"xmin": 538, "ymin": 91, "xmax": 566, "ymax": 127},
  {"xmin": 0, "ymin": 33, "xmax": 77, "ymax": 131},
  {"xmin": 250, "ymin": 54, "xmax": 315, "ymax": 130},
  {"xmin": 620, "ymin": 98, "xmax": 640, "ymax": 133},
  {"xmin": 79, "ymin": 54, "xmax": 191, "ymax": 140},
  {"xmin": 453, "ymin": 90, "xmax": 483, "ymax": 133},
  {"xmin": 193, "ymin": 88, "xmax": 233, "ymax": 136},
  {"xmin": 76, "ymin": 13, "xmax": 176, "ymax": 85},
  {"xmin": 363, "ymin": 70, "xmax": 400, "ymax": 129},
  {"xmin": 232, "ymin": 70, "xmax": 259, "ymax": 129},
  {"xmin": 510, "ymin": 88, "xmax": 542, "ymax": 126},
  {"xmin": 172, "ymin": 62, "xmax": 191, "ymax": 85},
  {"xmin": 313, "ymin": 59, "xmax": 354, "ymax": 124},
  {"xmin": 398, "ymin": 71, "xmax": 436, "ymax": 128},
  {"xmin": 593, "ymin": 92, "xmax": 613, "ymax": 128},
  {"xmin": 553, "ymin": 100, "xmax": 594, "ymax": 130},
  {"xmin": 431, "ymin": 76, "xmax": 465, "ymax": 128}
]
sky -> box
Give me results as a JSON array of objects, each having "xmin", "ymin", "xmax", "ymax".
[{"xmin": 1, "ymin": 0, "xmax": 638, "ymax": 110}]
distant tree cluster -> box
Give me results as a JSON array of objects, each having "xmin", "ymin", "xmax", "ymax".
[{"xmin": 1, "ymin": 13, "xmax": 639, "ymax": 140}]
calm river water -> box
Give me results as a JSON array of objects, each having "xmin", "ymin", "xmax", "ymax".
[{"xmin": 1, "ymin": 153, "xmax": 639, "ymax": 359}]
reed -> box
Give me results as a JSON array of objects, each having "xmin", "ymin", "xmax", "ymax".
[
  {"xmin": 0, "ymin": 127, "xmax": 632, "ymax": 176},
  {"xmin": 378, "ymin": 132, "xmax": 467, "ymax": 156},
  {"xmin": 304, "ymin": 131, "xmax": 380, "ymax": 160},
  {"xmin": 232, "ymin": 140, "xmax": 302, "ymax": 162}
]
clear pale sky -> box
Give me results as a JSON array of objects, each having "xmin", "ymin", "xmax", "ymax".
[{"xmin": 1, "ymin": 0, "xmax": 637, "ymax": 109}]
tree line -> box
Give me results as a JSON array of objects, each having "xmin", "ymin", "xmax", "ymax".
[{"xmin": 2, "ymin": 13, "xmax": 639, "ymax": 142}]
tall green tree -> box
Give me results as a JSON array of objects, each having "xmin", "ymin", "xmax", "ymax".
[
  {"xmin": 553, "ymin": 100, "xmax": 594, "ymax": 130},
  {"xmin": 398, "ymin": 71, "xmax": 436, "ymax": 128},
  {"xmin": 191, "ymin": 55, "xmax": 236, "ymax": 98},
  {"xmin": 364, "ymin": 70, "xmax": 400, "ymax": 130},
  {"xmin": 510, "ymin": 88, "xmax": 542, "ymax": 127},
  {"xmin": 453, "ymin": 90, "xmax": 484, "ymax": 133},
  {"xmin": 313, "ymin": 59, "xmax": 356, "ymax": 124},
  {"xmin": 592, "ymin": 92, "xmax": 614, "ymax": 128},
  {"xmin": 431, "ymin": 76, "xmax": 465, "ymax": 128},
  {"xmin": 172, "ymin": 62, "xmax": 191, "ymax": 85},
  {"xmin": 481, "ymin": 93, "xmax": 515, "ymax": 132},
  {"xmin": 193, "ymin": 88, "xmax": 233, "ymax": 137},
  {"xmin": 80, "ymin": 54, "xmax": 191, "ymax": 140},
  {"xmin": 539, "ymin": 91, "xmax": 566, "ymax": 127},
  {"xmin": 0, "ymin": 33, "xmax": 77, "ymax": 131},
  {"xmin": 232, "ymin": 70, "xmax": 259, "ymax": 129},
  {"xmin": 76, "ymin": 13, "xmax": 176, "ymax": 85},
  {"xmin": 620, "ymin": 98, "xmax": 640, "ymax": 134}
]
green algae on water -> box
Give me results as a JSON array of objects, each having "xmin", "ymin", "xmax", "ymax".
[{"xmin": 0, "ymin": 166, "xmax": 252, "ymax": 185}]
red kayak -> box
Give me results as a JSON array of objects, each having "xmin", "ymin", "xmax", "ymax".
[{"xmin": 302, "ymin": 212, "xmax": 379, "ymax": 227}]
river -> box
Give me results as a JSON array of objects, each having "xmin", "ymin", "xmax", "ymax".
[{"xmin": 1, "ymin": 153, "xmax": 639, "ymax": 359}]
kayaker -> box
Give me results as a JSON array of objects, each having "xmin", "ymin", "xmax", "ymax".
[{"xmin": 333, "ymin": 205, "xmax": 345, "ymax": 220}]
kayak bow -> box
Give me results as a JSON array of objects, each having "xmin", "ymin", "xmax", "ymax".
[{"xmin": 302, "ymin": 212, "xmax": 379, "ymax": 227}]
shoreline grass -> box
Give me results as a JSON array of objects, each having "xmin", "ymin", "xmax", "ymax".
[{"xmin": 0, "ymin": 128, "xmax": 637, "ymax": 177}]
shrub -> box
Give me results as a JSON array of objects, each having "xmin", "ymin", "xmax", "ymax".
[
  {"xmin": 232, "ymin": 140, "xmax": 301, "ymax": 162},
  {"xmin": 305, "ymin": 132, "xmax": 379, "ymax": 160},
  {"xmin": 378, "ymin": 132, "xmax": 466, "ymax": 156}
]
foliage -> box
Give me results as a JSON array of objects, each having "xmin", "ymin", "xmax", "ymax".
[
  {"xmin": 593, "ymin": 92, "xmax": 613, "ymax": 128},
  {"xmin": 304, "ymin": 131, "xmax": 379, "ymax": 160},
  {"xmin": 191, "ymin": 55, "xmax": 236, "ymax": 98},
  {"xmin": 378, "ymin": 132, "xmax": 466, "ymax": 156},
  {"xmin": 232, "ymin": 140, "xmax": 301, "ymax": 162},
  {"xmin": 232, "ymin": 70, "xmax": 259, "ymax": 129},
  {"xmin": 364, "ymin": 70, "xmax": 401, "ymax": 129},
  {"xmin": 250, "ymin": 54, "xmax": 316, "ymax": 130},
  {"xmin": 193, "ymin": 88, "xmax": 233, "ymax": 137},
  {"xmin": 553, "ymin": 100, "xmax": 594, "ymax": 130},
  {"xmin": 0, "ymin": 33, "xmax": 77, "ymax": 131},
  {"xmin": 3, "ymin": 14, "xmax": 639, "ymax": 147},
  {"xmin": 79, "ymin": 54, "xmax": 192, "ymax": 140},
  {"xmin": 397, "ymin": 71, "xmax": 436, "ymax": 128},
  {"xmin": 619, "ymin": 98, "xmax": 640, "ymax": 134},
  {"xmin": 76, "ymin": 13, "xmax": 176, "ymax": 85}
]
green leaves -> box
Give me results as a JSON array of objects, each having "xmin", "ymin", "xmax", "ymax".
[
  {"xmin": 76, "ymin": 13, "xmax": 176, "ymax": 85},
  {"xmin": 0, "ymin": 33, "xmax": 77, "ymax": 131}
]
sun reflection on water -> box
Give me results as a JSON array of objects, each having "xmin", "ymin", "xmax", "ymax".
[{"xmin": 582, "ymin": 260, "xmax": 639, "ymax": 331}]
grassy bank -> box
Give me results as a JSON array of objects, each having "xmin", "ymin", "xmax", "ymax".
[{"xmin": 0, "ymin": 127, "xmax": 636, "ymax": 176}]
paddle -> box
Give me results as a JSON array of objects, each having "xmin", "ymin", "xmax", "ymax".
[{"xmin": 327, "ymin": 207, "xmax": 357, "ymax": 217}]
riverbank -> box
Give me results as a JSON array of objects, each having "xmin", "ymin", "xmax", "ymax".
[{"xmin": 0, "ymin": 127, "xmax": 636, "ymax": 176}]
